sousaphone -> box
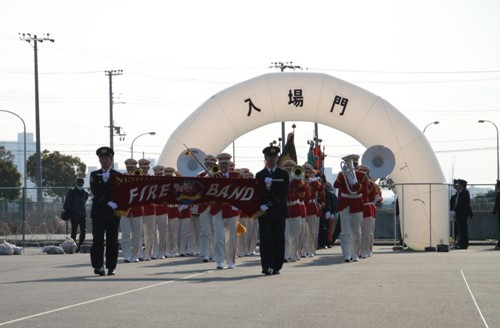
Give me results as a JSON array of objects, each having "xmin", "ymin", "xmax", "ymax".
[
  {"xmin": 361, "ymin": 145, "xmax": 395, "ymax": 179},
  {"xmin": 177, "ymin": 148, "xmax": 206, "ymax": 177}
]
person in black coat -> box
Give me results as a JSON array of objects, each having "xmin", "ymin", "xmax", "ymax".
[
  {"xmin": 255, "ymin": 145, "xmax": 290, "ymax": 275},
  {"xmin": 451, "ymin": 179, "xmax": 472, "ymax": 249},
  {"xmin": 89, "ymin": 146, "xmax": 122, "ymax": 276},
  {"xmin": 491, "ymin": 180, "xmax": 500, "ymax": 250},
  {"xmin": 63, "ymin": 177, "xmax": 89, "ymax": 252}
]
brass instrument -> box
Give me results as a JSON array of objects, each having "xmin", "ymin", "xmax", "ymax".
[
  {"xmin": 291, "ymin": 165, "xmax": 305, "ymax": 180},
  {"xmin": 177, "ymin": 147, "xmax": 207, "ymax": 177},
  {"xmin": 128, "ymin": 168, "xmax": 143, "ymax": 176},
  {"xmin": 208, "ymin": 164, "xmax": 221, "ymax": 177},
  {"xmin": 340, "ymin": 155, "xmax": 358, "ymax": 194},
  {"xmin": 361, "ymin": 145, "xmax": 395, "ymax": 179}
]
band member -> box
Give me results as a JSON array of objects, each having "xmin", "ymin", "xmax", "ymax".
[
  {"xmin": 164, "ymin": 167, "xmax": 180, "ymax": 257},
  {"xmin": 153, "ymin": 165, "xmax": 169, "ymax": 259},
  {"xmin": 120, "ymin": 158, "xmax": 144, "ymax": 263},
  {"xmin": 303, "ymin": 163, "xmax": 325, "ymax": 257},
  {"xmin": 138, "ymin": 158, "xmax": 156, "ymax": 260},
  {"xmin": 197, "ymin": 154, "xmax": 217, "ymax": 262},
  {"xmin": 334, "ymin": 154, "xmax": 369, "ymax": 262},
  {"xmin": 256, "ymin": 145, "xmax": 290, "ymax": 275},
  {"xmin": 210, "ymin": 152, "xmax": 241, "ymax": 269},
  {"xmin": 357, "ymin": 165, "xmax": 382, "ymax": 258},
  {"xmin": 242, "ymin": 171, "xmax": 259, "ymax": 256},
  {"xmin": 89, "ymin": 146, "xmax": 121, "ymax": 276},
  {"xmin": 236, "ymin": 168, "xmax": 250, "ymax": 257},
  {"xmin": 282, "ymin": 161, "xmax": 306, "ymax": 262}
]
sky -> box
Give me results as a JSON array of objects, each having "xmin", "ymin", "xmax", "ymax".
[{"xmin": 1, "ymin": 0, "xmax": 500, "ymax": 185}]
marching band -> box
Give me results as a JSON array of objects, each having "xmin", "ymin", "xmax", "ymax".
[{"xmin": 95, "ymin": 143, "xmax": 388, "ymax": 277}]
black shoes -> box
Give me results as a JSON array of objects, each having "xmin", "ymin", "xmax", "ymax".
[
  {"xmin": 262, "ymin": 268, "xmax": 273, "ymax": 275},
  {"xmin": 272, "ymin": 270, "xmax": 280, "ymax": 275},
  {"xmin": 94, "ymin": 267, "xmax": 105, "ymax": 276},
  {"xmin": 93, "ymin": 267, "xmax": 115, "ymax": 276}
]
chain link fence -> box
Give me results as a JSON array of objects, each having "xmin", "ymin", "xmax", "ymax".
[{"xmin": 0, "ymin": 187, "xmax": 92, "ymax": 245}]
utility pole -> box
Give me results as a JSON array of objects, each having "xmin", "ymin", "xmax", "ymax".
[
  {"xmin": 105, "ymin": 70, "xmax": 123, "ymax": 153},
  {"xmin": 19, "ymin": 33, "xmax": 54, "ymax": 202}
]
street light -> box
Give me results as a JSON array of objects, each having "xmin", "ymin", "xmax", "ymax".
[
  {"xmin": 130, "ymin": 132, "xmax": 156, "ymax": 158},
  {"xmin": 0, "ymin": 109, "xmax": 27, "ymax": 240},
  {"xmin": 423, "ymin": 121, "xmax": 440, "ymax": 133},
  {"xmin": 478, "ymin": 120, "xmax": 499, "ymax": 180}
]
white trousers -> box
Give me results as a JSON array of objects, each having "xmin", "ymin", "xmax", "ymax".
[
  {"xmin": 213, "ymin": 211, "xmax": 238, "ymax": 266},
  {"xmin": 245, "ymin": 218, "xmax": 258, "ymax": 255},
  {"xmin": 166, "ymin": 218, "xmax": 179, "ymax": 256},
  {"xmin": 199, "ymin": 208, "xmax": 215, "ymax": 258},
  {"xmin": 340, "ymin": 208, "xmax": 363, "ymax": 261},
  {"xmin": 191, "ymin": 214, "xmax": 201, "ymax": 255},
  {"xmin": 120, "ymin": 216, "xmax": 143, "ymax": 261},
  {"xmin": 179, "ymin": 218, "xmax": 194, "ymax": 255},
  {"xmin": 237, "ymin": 217, "xmax": 249, "ymax": 257},
  {"xmin": 285, "ymin": 216, "xmax": 302, "ymax": 261},
  {"xmin": 305, "ymin": 214, "xmax": 319, "ymax": 256},
  {"xmin": 360, "ymin": 217, "xmax": 375, "ymax": 257},
  {"xmin": 142, "ymin": 215, "xmax": 156, "ymax": 260},
  {"xmin": 156, "ymin": 213, "xmax": 168, "ymax": 258}
]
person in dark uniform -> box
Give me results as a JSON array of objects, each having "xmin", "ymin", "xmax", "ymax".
[
  {"xmin": 255, "ymin": 145, "xmax": 290, "ymax": 275},
  {"xmin": 63, "ymin": 178, "xmax": 89, "ymax": 252},
  {"xmin": 89, "ymin": 146, "xmax": 122, "ymax": 276},
  {"xmin": 451, "ymin": 179, "xmax": 472, "ymax": 249}
]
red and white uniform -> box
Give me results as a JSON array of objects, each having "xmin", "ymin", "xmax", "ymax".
[
  {"xmin": 210, "ymin": 169, "xmax": 241, "ymax": 269},
  {"xmin": 334, "ymin": 169, "xmax": 369, "ymax": 261},
  {"xmin": 285, "ymin": 178, "xmax": 307, "ymax": 261},
  {"xmin": 304, "ymin": 177, "xmax": 325, "ymax": 257}
]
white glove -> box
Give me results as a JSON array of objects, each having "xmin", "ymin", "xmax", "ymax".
[
  {"xmin": 102, "ymin": 171, "xmax": 110, "ymax": 183},
  {"xmin": 231, "ymin": 206, "xmax": 238, "ymax": 211},
  {"xmin": 107, "ymin": 201, "xmax": 117, "ymax": 209},
  {"xmin": 260, "ymin": 205, "xmax": 269, "ymax": 212},
  {"xmin": 179, "ymin": 205, "xmax": 188, "ymax": 211},
  {"xmin": 325, "ymin": 211, "xmax": 331, "ymax": 219},
  {"xmin": 375, "ymin": 195, "xmax": 381, "ymax": 202},
  {"xmin": 264, "ymin": 177, "xmax": 273, "ymax": 188}
]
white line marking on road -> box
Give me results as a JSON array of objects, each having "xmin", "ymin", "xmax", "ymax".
[
  {"xmin": 0, "ymin": 271, "xmax": 208, "ymax": 327},
  {"xmin": 461, "ymin": 269, "xmax": 489, "ymax": 328}
]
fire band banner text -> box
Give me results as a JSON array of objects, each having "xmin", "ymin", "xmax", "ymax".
[{"xmin": 111, "ymin": 175, "xmax": 265, "ymax": 216}]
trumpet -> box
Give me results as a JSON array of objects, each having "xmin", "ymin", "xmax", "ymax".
[
  {"xmin": 208, "ymin": 164, "xmax": 221, "ymax": 177},
  {"xmin": 128, "ymin": 168, "xmax": 143, "ymax": 176},
  {"xmin": 291, "ymin": 165, "xmax": 305, "ymax": 180},
  {"xmin": 340, "ymin": 155, "xmax": 358, "ymax": 194}
]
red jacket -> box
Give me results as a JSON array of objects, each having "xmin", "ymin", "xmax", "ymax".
[{"xmin": 334, "ymin": 170, "xmax": 369, "ymax": 213}]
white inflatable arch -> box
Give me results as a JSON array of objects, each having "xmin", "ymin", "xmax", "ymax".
[{"xmin": 158, "ymin": 72, "xmax": 449, "ymax": 251}]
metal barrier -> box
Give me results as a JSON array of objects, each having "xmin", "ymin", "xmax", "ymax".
[{"xmin": 0, "ymin": 187, "xmax": 91, "ymax": 245}]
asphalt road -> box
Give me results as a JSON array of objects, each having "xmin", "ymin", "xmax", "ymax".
[{"xmin": 1, "ymin": 244, "xmax": 499, "ymax": 328}]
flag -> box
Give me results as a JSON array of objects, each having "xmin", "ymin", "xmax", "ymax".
[{"xmin": 278, "ymin": 132, "xmax": 297, "ymax": 166}]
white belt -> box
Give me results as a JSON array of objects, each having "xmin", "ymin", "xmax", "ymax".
[
  {"xmin": 287, "ymin": 200, "xmax": 300, "ymax": 206},
  {"xmin": 341, "ymin": 193, "xmax": 362, "ymax": 199},
  {"xmin": 363, "ymin": 202, "xmax": 372, "ymax": 206}
]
